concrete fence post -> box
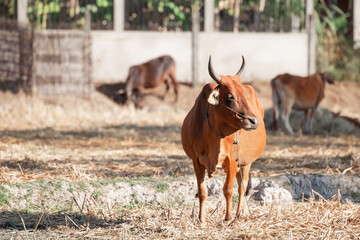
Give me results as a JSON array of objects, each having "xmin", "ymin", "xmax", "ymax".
[
  {"xmin": 192, "ymin": 7, "xmax": 200, "ymax": 88},
  {"xmin": 204, "ymin": 0, "xmax": 214, "ymax": 33},
  {"xmin": 114, "ymin": 0, "xmax": 125, "ymax": 32},
  {"xmin": 306, "ymin": 0, "xmax": 316, "ymax": 75},
  {"xmin": 17, "ymin": 0, "xmax": 28, "ymax": 26},
  {"xmin": 354, "ymin": 0, "xmax": 360, "ymax": 48},
  {"xmin": 233, "ymin": 0, "xmax": 240, "ymax": 32}
]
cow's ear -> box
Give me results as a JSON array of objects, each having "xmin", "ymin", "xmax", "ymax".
[{"xmin": 208, "ymin": 89, "xmax": 219, "ymax": 105}]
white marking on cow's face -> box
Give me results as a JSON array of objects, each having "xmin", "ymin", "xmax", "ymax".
[{"xmin": 208, "ymin": 90, "xmax": 219, "ymax": 105}]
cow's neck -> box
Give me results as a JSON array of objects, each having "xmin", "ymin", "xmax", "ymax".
[{"xmin": 207, "ymin": 104, "xmax": 238, "ymax": 138}]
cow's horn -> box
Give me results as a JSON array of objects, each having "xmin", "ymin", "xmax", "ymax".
[
  {"xmin": 208, "ymin": 55, "xmax": 221, "ymax": 84},
  {"xmin": 235, "ymin": 56, "xmax": 246, "ymax": 77}
]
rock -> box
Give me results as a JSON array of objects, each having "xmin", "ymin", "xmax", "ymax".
[
  {"xmin": 207, "ymin": 178, "xmax": 223, "ymax": 196},
  {"xmin": 251, "ymin": 181, "xmax": 293, "ymax": 206},
  {"xmin": 263, "ymin": 107, "xmax": 360, "ymax": 136},
  {"xmin": 280, "ymin": 174, "xmax": 360, "ymax": 202}
]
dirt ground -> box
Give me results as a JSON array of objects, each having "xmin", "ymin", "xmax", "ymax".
[{"xmin": 0, "ymin": 80, "xmax": 359, "ymax": 238}]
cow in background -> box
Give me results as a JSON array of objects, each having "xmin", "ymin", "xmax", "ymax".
[
  {"xmin": 271, "ymin": 73, "xmax": 334, "ymax": 135},
  {"xmin": 181, "ymin": 56, "xmax": 266, "ymax": 226},
  {"xmin": 124, "ymin": 55, "xmax": 178, "ymax": 108}
]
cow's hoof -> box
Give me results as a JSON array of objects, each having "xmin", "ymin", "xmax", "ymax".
[{"xmin": 200, "ymin": 221, "xmax": 207, "ymax": 228}]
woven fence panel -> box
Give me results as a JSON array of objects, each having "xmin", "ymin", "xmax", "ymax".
[
  {"xmin": 0, "ymin": 29, "xmax": 19, "ymax": 82},
  {"xmin": 32, "ymin": 30, "xmax": 92, "ymax": 97},
  {"xmin": 0, "ymin": 19, "xmax": 33, "ymax": 93}
]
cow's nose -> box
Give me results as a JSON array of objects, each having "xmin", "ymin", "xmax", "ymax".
[{"xmin": 248, "ymin": 117, "xmax": 259, "ymax": 129}]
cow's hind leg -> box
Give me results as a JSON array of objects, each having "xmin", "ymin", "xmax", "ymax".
[
  {"xmin": 169, "ymin": 65, "xmax": 178, "ymax": 102},
  {"xmin": 273, "ymin": 96, "xmax": 280, "ymax": 132},
  {"xmin": 272, "ymin": 82, "xmax": 281, "ymax": 131},
  {"xmin": 223, "ymin": 157, "xmax": 237, "ymax": 221},
  {"xmin": 281, "ymin": 100, "xmax": 294, "ymax": 135},
  {"xmin": 308, "ymin": 106, "xmax": 318, "ymax": 134},
  {"xmin": 162, "ymin": 80, "xmax": 170, "ymax": 100},
  {"xmin": 133, "ymin": 88, "xmax": 143, "ymax": 109},
  {"xmin": 236, "ymin": 163, "xmax": 252, "ymax": 218},
  {"xmin": 193, "ymin": 157, "xmax": 207, "ymax": 226}
]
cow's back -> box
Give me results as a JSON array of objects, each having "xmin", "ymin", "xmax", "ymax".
[
  {"xmin": 143, "ymin": 55, "xmax": 175, "ymax": 88},
  {"xmin": 273, "ymin": 73, "xmax": 324, "ymax": 110}
]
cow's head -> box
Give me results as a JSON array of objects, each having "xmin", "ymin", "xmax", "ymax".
[
  {"xmin": 319, "ymin": 73, "xmax": 334, "ymax": 85},
  {"xmin": 207, "ymin": 56, "xmax": 259, "ymax": 131}
]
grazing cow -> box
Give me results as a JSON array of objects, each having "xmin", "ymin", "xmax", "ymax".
[
  {"xmin": 125, "ymin": 55, "xmax": 178, "ymax": 108},
  {"xmin": 181, "ymin": 56, "xmax": 266, "ymax": 226},
  {"xmin": 271, "ymin": 73, "xmax": 334, "ymax": 135}
]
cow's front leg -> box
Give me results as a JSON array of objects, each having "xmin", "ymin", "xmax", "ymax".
[
  {"xmin": 303, "ymin": 109, "xmax": 311, "ymax": 134},
  {"xmin": 223, "ymin": 157, "xmax": 237, "ymax": 221},
  {"xmin": 193, "ymin": 157, "xmax": 207, "ymax": 227},
  {"xmin": 236, "ymin": 163, "xmax": 252, "ymax": 218}
]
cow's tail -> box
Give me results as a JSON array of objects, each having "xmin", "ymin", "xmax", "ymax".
[{"xmin": 271, "ymin": 77, "xmax": 281, "ymax": 131}]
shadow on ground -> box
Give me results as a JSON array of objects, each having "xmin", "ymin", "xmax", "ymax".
[
  {"xmin": 95, "ymin": 82, "xmax": 127, "ymax": 104},
  {"xmin": 95, "ymin": 81, "xmax": 194, "ymax": 106},
  {"xmin": 0, "ymin": 124, "xmax": 181, "ymax": 141},
  {"xmin": 0, "ymin": 80, "xmax": 22, "ymax": 94},
  {"xmin": 0, "ymin": 210, "xmax": 126, "ymax": 231}
]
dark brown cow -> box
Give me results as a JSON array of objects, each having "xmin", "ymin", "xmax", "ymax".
[
  {"xmin": 181, "ymin": 56, "xmax": 266, "ymax": 226},
  {"xmin": 271, "ymin": 73, "xmax": 334, "ymax": 135},
  {"xmin": 125, "ymin": 55, "xmax": 178, "ymax": 108}
]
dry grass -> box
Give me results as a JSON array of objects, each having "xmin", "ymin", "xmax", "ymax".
[
  {"xmin": 0, "ymin": 83, "xmax": 359, "ymax": 183},
  {"xmin": 1, "ymin": 191, "xmax": 360, "ymax": 239}
]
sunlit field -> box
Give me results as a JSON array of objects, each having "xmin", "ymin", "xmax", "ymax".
[{"xmin": 0, "ymin": 81, "xmax": 359, "ymax": 239}]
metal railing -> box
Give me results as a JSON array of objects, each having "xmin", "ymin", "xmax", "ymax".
[
  {"xmin": 27, "ymin": 0, "xmax": 113, "ymax": 30},
  {"xmin": 0, "ymin": 0, "xmax": 17, "ymax": 20},
  {"xmin": 125, "ymin": 0, "xmax": 204, "ymax": 31},
  {"xmin": 2, "ymin": 1, "xmax": 305, "ymax": 32},
  {"xmin": 216, "ymin": 0, "xmax": 306, "ymax": 32}
]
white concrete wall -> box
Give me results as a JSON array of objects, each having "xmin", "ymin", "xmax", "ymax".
[
  {"xmin": 354, "ymin": 0, "xmax": 360, "ymax": 48},
  {"xmin": 92, "ymin": 31, "xmax": 308, "ymax": 83}
]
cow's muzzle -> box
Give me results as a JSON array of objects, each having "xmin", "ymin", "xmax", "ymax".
[{"xmin": 243, "ymin": 117, "xmax": 259, "ymax": 130}]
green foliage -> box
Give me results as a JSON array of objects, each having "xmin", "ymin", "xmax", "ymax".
[
  {"xmin": 92, "ymin": 190, "xmax": 102, "ymax": 200},
  {"xmin": 0, "ymin": 187, "xmax": 10, "ymax": 207},
  {"xmin": 126, "ymin": 0, "xmax": 195, "ymax": 31},
  {"xmin": 314, "ymin": 0, "xmax": 349, "ymax": 38},
  {"xmin": 315, "ymin": 0, "xmax": 359, "ymax": 82},
  {"xmin": 155, "ymin": 182, "xmax": 169, "ymax": 192},
  {"xmin": 27, "ymin": 0, "xmax": 113, "ymax": 29},
  {"xmin": 232, "ymin": 194, "xmax": 239, "ymax": 204},
  {"xmin": 0, "ymin": 0, "xmax": 16, "ymax": 18},
  {"xmin": 68, "ymin": 186, "xmax": 74, "ymax": 193},
  {"xmin": 217, "ymin": 0, "xmax": 305, "ymax": 32}
]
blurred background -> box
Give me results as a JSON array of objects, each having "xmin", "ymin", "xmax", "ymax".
[
  {"xmin": 0, "ymin": 1, "xmax": 359, "ymax": 238},
  {"xmin": 1, "ymin": 0, "xmax": 359, "ymax": 87},
  {"xmin": 0, "ymin": 0, "xmax": 359, "ymax": 194}
]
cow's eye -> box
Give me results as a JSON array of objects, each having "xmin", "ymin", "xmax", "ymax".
[{"xmin": 227, "ymin": 94, "xmax": 235, "ymax": 101}]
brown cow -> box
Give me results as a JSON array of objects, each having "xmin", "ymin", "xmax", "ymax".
[
  {"xmin": 125, "ymin": 55, "xmax": 178, "ymax": 108},
  {"xmin": 271, "ymin": 73, "xmax": 334, "ymax": 135},
  {"xmin": 181, "ymin": 56, "xmax": 266, "ymax": 226}
]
